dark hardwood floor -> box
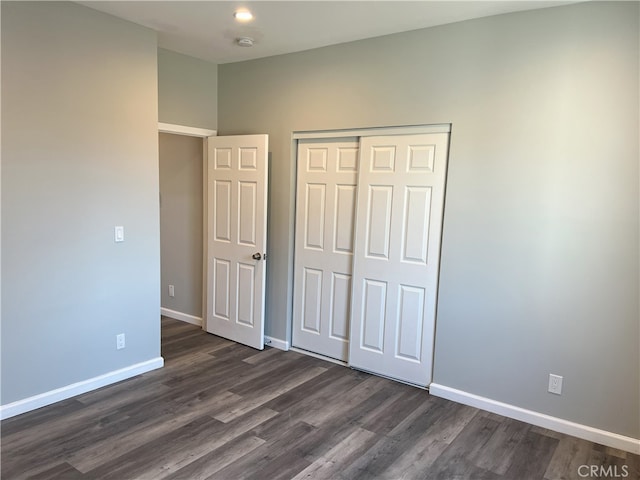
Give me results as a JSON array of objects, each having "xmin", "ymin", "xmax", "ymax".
[{"xmin": 2, "ymin": 317, "xmax": 638, "ymax": 479}]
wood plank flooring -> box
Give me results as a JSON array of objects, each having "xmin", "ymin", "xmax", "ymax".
[{"xmin": 2, "ymin": 317, "xmax": 638, "ymax": 479}]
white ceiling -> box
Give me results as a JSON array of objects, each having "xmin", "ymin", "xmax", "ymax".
[{"xmin": 79, "ymin": 1, "xmax": 576, "ymax": 64}]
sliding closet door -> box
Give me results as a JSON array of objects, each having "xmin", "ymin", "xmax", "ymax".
[
  {"xmin": 349, "ymin": 133, "xmax": 449, "ymax": 386},
  {"xmin": 292, "ymin": 139, "xmax": 359, "ymax": 361}
]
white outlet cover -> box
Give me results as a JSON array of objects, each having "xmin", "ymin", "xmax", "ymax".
[{"xmin": 548, "ymin": 374, "xmax": 563, "ymax": 395}]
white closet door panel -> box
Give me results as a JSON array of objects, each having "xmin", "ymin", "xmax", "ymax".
[
  {"xmin": 304, "ymin": 184, "xmax": 326, "ymax": 250},
  {"xmin": 301, "ymin": 267, "xmax": 323, "ymax": 333},
  {"xmin": 334, "ymin": 185, "xmax": 357, "ymax": 253},
  {"xmin": 330, "ymin": 273, "xmax": 352, "ymax": 340},
  {"xmin": 361, "ymin": 279, "xmax": 387, "ymax": 352},
  {"xmin": 402, "ymin": 186, "xmax": 432, "ymax": 264},
  {"xmin": 396, "ymin": 285, "xmax": 425, "ymax": 361},
  {"xmin": 365, "ymin": 185, "xmax": 393, "ymax": 259},
  {"xmin": 349, "ymin": 133, "xmax": 449, "ymax": 386},
  {"xmin": 293, "ymin": 139, "xmax": 359, "ymax": 361}
]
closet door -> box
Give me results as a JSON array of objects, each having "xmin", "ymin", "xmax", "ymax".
[
  {"xmin": 349, "ymin": 133, "xmax": 449, "ymax": 386},
  {"xmin": 292, "ymin": 139, "xmax": 359, "ymax": 361}
]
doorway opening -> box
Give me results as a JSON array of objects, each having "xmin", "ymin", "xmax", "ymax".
[{"xmin": 158, "ymin": 123, "xmax": 216, "ymax": 328}]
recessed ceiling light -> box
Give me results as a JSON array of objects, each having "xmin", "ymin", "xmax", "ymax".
[{"xmin": 234, "ymin": 10, "xmax": 253, "ymax": 22}]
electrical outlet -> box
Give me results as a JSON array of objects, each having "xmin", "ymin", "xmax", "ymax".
[
  {"xmin": 168, "ymin": 285, "xmax": 175, "ymax": 297},
  {"xmin": 548, "ymin": 374, "xmax": 563, "ymax": 395},
  {"xmin": 116, "ymin": 333, "xmax": 126, "ymax": 350}
]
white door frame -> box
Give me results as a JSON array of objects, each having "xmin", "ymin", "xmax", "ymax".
[
  {"xmin": 293, "ymin": 124, "xmax": 450, "ymax": 141},
  {"xmin": 159, "ymin": 122, "xmax": 217, "ymax": 138},
  {"xmin": 289, "ymin": 123, "xmax": 451, "ymax": 369},
  {"xmin": 157, "ymin": 123, "xmax": 216, "ymax": 329}
]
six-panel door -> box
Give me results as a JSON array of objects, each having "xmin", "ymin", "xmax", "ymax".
[
  {"xmin": 206, "ymin": 134, "xmax": 268, "ymax": 350},
  {"xmin": 292, "ymin": 139, "xmax": 359, "ymax": 361},
  {"xmin": 348, "ymin": 133, "xmax": 449, "ymax": 386}
]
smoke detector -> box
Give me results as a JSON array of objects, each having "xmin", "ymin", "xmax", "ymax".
[{"xmin": 237, "ymin": 37, "xmax": 254, "ymax": 47}]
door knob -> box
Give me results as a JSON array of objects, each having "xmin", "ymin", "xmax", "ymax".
[{"xmin": 252, "ymin": 252, "xmax": 262, "ymax": 260}]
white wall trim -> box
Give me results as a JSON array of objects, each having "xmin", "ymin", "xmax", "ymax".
[
  {"xmin": 0, "ymin": 357, "xmax": 164, "ymax": 420},
  {"xmin": 429, "ymin": 383, "xmax": 640, "ymax": 455},
  {"xmin": 158, "ymin": 122, "xmax": 216, "ymax": 138},
  {"xmin": 161, "ymin": 307, "xmax": 203, "ymax": 327},
  {"xmin": 264, "ymin": 336, "xmax": 290, "ymax": 351},
  {"xmin": 293, "ymin": 123, "xmax": 451, "ymax": 140}
]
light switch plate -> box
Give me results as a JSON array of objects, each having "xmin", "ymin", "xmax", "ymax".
[{"xmin": 114, "ymin": 226, "xmax": 124, "ymax": 242}]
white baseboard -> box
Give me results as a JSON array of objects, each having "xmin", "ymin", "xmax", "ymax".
[
  {"xmin": 0, "ymin": 357, "xmax": 164, "ymax": 421},
  {"xmin": 161, "ymin": 307, "xmax": 202, "ymax": 327},
  {"xmin": 264, "ymin": 336, "xmax": 289, "ymax": 351},
  {"xmin": 429, "ymin": 383, "xmax": 640, "ymax": 455}
]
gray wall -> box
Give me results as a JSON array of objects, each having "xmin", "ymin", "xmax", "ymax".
[
  {"xmin": 158, "ymin": 48, "xmax": 217, "ymax": 130},
  {"xmin": 1, "ymin": 2, "xmax": 161, "ymax": 404},
  {"xmin": 159, "ymin": 133, "xmax": 203, "ymax": 318},
  {"xmin": 218, "ymin": 1, "xmax": 639, "ymax": 438}
]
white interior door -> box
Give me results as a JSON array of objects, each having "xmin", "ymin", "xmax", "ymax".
[
  {"xmin": 348, "ymin": 133, "xmax": 449, "ymax": 386},
  {"xmin": 206, "ymin": 134, "xmax": 268, "ymax": 350},
  {"xmin": 292, "ymin": 139, "xmax": 359, "ymax": 361}
]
